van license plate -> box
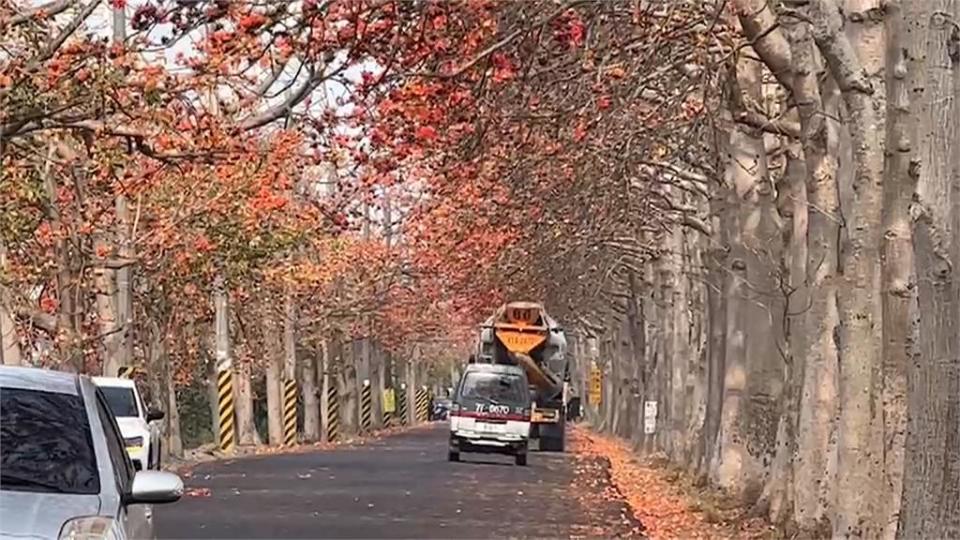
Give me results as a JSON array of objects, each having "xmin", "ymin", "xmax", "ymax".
[{"xmin": 478, "ymin": 422, "xmax": 505, "ymax": 434}]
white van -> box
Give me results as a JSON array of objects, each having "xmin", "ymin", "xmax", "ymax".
[
  {"xmin": 93, "ymin": 377, "xmax": 164, "ymax": 471},
  {"xmin": 448, "ymin": 363, "xmax": 532, "ymax": 466}
]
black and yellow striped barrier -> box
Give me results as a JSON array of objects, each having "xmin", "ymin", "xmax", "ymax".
[
  {"xmin": 360, "ymin": 379, "xmax": 372, "ymax": 433},
  {"xmin": 415, "ymin": 386, "xmax": 429, "ymax": 423},
  {"xmin": 117, "ymin": 366, "xmax": 137, "ymax": 379},
  {"xmin": 282, "ymin": 378, "xmax": 297, "ymax": 447},
  {"xmin": 217, "ymin": 368, "xmax": 236, "ymax": 453},
  {"xmin": 382, "ymin": 388, "xmax": 395, "ymax": 427},
  {"xmin": 327, "ymin": 383, "xmax": 340, "ymax": 442},
  {"xmin": 397, "ymin": 385, "xmax": 408, "ymax": 426}
]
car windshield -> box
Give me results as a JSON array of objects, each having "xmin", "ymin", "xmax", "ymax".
[
  {"xmin": 100, "ymin": 386, "xmax": 139, "ymax": 418},
  {"xmin": 459, "ymin": 372, "xmax": 527, "ymax": 405},
  {"xmin": 0, "ymin": 388, "xmax": 100, "ymax": 494}
]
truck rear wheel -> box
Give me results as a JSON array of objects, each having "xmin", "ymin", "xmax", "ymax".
[
  {"xmin": 539, "ymin": 419, "xmax": 566, "ymax": 452},
  {"xmin": 515, "ymin": 453, "xmax": 527, "ymax": 466},
  {"xmin": 540, "ymin": 434, "xmax": 564, "ymax": 452}
]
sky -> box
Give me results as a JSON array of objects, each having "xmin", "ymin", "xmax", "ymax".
[{"xmin": 52, "ymin": 0, "xmax": 412, "ymax": 239}]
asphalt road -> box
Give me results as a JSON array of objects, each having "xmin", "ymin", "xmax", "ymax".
[{"xmin": 157, "ymin": 424, "xmax": 642, "ymax": 539}]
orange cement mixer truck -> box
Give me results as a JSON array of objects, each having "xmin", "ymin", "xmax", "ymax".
[{"xmin": 471, "ymin": 301, "xmax": 570, "ymax": 451}]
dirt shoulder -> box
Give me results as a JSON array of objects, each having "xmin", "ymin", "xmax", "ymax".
[{"xmin": 570, "ymin": 426, "xmax": 774, "ymax": 540}]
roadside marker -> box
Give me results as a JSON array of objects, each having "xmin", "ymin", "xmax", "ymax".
[
  {"xmin": 415, "ymin": 386, "xmax": 429, "ymax": 423},
  {"xmin": 589, "ymin": 362, "xmax": 602, "ymax": 405},
  {"xmin": 117, "ymin": 366, "xmax": 136, "ymax": 379},
  {"xmin": 327, "ymin": 383, "xmax": 340, "ymax": 442},
  {"xmin": 360, "ymin": 379, "xmax": 372, "ymax": 433},
  {"xmin": 382, "ymin": 388, "xmax": 395, "ymax": 427},
  {"xmin": 282, "ymin": 378, "xmax": 298, "ymax": 447},
  {"xmin": 217, "ymin": 368, "xmax": 236, "ymax": 453},
  {"xmin": 397, "ymin": 385, "xmax": 408, "ymax": 426}
]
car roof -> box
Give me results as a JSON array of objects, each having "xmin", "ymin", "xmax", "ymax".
[
  {"xmin": 91, "ymin": 376, "xmax": 137, "ymax": 389},
  {"xmin": 464, "ymin": 363, "xmax": 527, "ymax": 376},
  {"xmin": 0, "ymin": 365, "xmax": 80, "ymax": 395}
]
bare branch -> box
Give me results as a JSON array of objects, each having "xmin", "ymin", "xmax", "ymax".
[
  {"xmin": 36, "ymin": 0, "xmax": 102, "ymax": 63},
  {"xmin": 7, "ymin": 0, "xmax": 78, "ymax": 27}
]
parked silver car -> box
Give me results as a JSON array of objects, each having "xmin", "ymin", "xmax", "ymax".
[{"xmin": 0, "ymin": 365, "xmax": 184, "ymax": 539}]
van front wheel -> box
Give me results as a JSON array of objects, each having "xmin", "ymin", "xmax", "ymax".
[{"xmin": 448, "ymin": 451, "xmax": 460, "ymax": 462}]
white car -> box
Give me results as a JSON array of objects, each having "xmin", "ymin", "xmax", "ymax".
[
  {"xmin": 93, "ymin": 377, "xmax": 164, "ymax": 471},
  {"xmin": 1, "ymin": 366, "xmax": 183, "ymax": 540}
]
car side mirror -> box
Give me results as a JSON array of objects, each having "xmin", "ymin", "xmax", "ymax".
[
  {"xmin": 126, "ymin": 471, "xmax": 183, "ymax": 505},
  {"xmin": 146, "ymin": 408, "xmax": 165, "ymax": 422}
]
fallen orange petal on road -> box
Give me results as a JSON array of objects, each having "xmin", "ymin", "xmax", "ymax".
[{"xmin": 570, "ymin": 426, "xmax": 769, "ymax": 540}]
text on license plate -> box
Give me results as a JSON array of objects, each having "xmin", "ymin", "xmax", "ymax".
[{"xmin": 477, "ymin": 422, "xmax": 505, "ymax": 433}]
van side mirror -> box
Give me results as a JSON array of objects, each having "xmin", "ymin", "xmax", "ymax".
[{"xmin": 146, "ymin": 408, "xmax": 165, "ymax": 422}]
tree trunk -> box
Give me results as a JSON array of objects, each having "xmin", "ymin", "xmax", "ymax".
[
  {"xmin": 407, "ymin": 352, "xmax": 418, "ymax": 425},
  {"xmin": 235, "ymin": 361, "xmax": 260, "ymax": 446},
  {"xmin": 1, "ymin": 305, "xmax": 20, "ymax": 365},
  {"xmin": 682, "ymin": 224, "xmax": 709, "ymax": 471},
  {"xmin": 95, "ymin": 256, "xmax": 120, "ymax": 376},
  {"xmin": 370, "ymin": 343, "xmax": 383, "ymax": 428},
  {"xmin": 146, "ymin": 321, "xmax": 166, "ymax": 432},
  {"xmin": 110, "ymin": 13, "xmax": 134, "ymax": 371},
  {"xmin": 377, "ymin": 346, "xmax": 390, "ymax": 427},
  {"xmin": 880, "ymin": 1, "xmax": 922, "ymax": 535},
  {"xmin": 666, "ymin": 227, "xmax": 688, "ymax": 459},
  {"xmin": 775, "ymin": 18, "xmax": 843, "ymax": 532},
  {"xmin": 607, "ymin": 320, "xmax": 624, "ymax": 435},
  {"xmin": 713, "ymin": 52, "xmax": 769, "ymax": 499},
  {"xmin": 302, "ymin": 347, "xmax": 320, "ymax": 442},
  {"xmin": 812, "ymin": 0, "xmax": 888, "ymax": 534},
  {"xmin": 602, "ymin": 337, "xmax": 615, "ymax": 433},
  {"xmin": 757, "ymin": 143, "xmax": 808, "ymax": 524},
  {"xmin": 899, "ymin": 1, "xmax": 960, "ymax": 537},
  {"xmin": 163, "ymin": 348, "xmax": 183, "ymax": 458},
  {"xmin": 0, "ymin": 240, "xmax": 21, "ymax": 365},
  {"xmin": 625, "ymin": 269, "xmax": 647, "ymax": 449},
  {"xmin": 264, "ymin": 311, "xmax": 283, "ymax": 446},
  {"xmin": 703, "ymin": 202, "xmax": 727, "ymax": 478},
  {"xmin": 115, "ymin": 193, "xmax": 133, "ymax": 370},
  {"xmin": 656, "ymin": 247, "xmax": 676, "ymax": 453},
  {"xmin": 640, "ymin": 260, "xmax": 660, "ymax": 453},
  {"xmin": 283, "ymin": 292, "xmax": 297, "ymax": 383},
  {"xmin": 339, "ymin": 338, "xmax": 358, "ymax": 435},
  {"xmin": 617, "ymin": 316, "xmax": 634, "ymax": 441},
  {"xmin": 206, "ymin": 359, "xmax": 220, "ymax": 447}
]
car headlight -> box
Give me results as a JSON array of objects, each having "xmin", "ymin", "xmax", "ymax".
[
  {"xmin": 59, "ymin": 516, "xmax": 122, "ymax": 540},
  {"xmin": 124, "ymin": 436, "xmax": 144, "ymax": 448}
]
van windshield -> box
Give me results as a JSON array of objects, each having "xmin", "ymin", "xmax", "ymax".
[
  {"xmin": 459, "ymin": 372, "xmax": 527, "ymax": 406},
  {"xmin": 99, "ymin": 386, "xmax": 139, "ymax": 418}
]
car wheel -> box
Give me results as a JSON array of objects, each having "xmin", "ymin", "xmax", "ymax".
[
  {"xmin": 515, "ymin": 453, "xmax": 527, "ymax": 466},
  {"xmin": 448, "ymin": 451, "xmax": 460, "ymax": 462}
]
